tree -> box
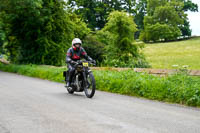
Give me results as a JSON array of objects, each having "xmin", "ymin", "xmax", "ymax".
[
  {"xmin": 140, "ymin": 23, "xmax": 181, "ymax": 42},
  {"xmin": 68, "ymin": 13, "xmax": 91, "ymax": 40},
  {"xmin": 0, "ymin": 1, "xmax": 9, "ymax": 55},
  {"xmin": 3, "ymin": 0, "xmax": 73, "ymax": 65},
  {"xmin": 67, "ymin": 0, "xmax": 137, "ymax": 30},
  {"xmin": 101, "ymin": 11, "xmax": 149, "ymax": 68},
  {"xmin": 134, "ymin": 0, "xmax": 147, "ymax": 38},
  {"xmin": 67, "ymin": 0, "xmax": 98, "ymax": 29},
  {"xmin": 183, "ymin": 0, "xmax": 198, "ymax": 12},
  {"xmin": 180, "ymin": 0, "xmax": 198, "ymax": 37},
  {"xmin": 179, "ymin": 19, "xmax": 192, "ymax": 37},
  {"xmin": 82, "ymin": 34, "xmax": 105, "ymax": 64},
  {"xmin": 0, "ymin": 14, "xmax": 5, "ymax": 54},
  {"xmin": 1, "ymin": 0, "xmax": 90, "ymax": 65},
  {"xmin": 140, "ymin": 0, "xmax": 185, "ymax": 42}
]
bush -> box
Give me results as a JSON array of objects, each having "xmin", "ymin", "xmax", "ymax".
[
  {"xmin": 140, "ymin": 23, "xmax": 181, "ymax": 42},
  {"xmin": 94, "ymin": 70, "xmax": 200, "ymax": 106},
  {"xmin": 140, "ymin": 1, "xmax": 184, "ymax": 42},
  {"xmin": 2, "ymin": 0, "xmax": 90, "ymax": 66},
  {"xmin": 103, "ymin": 54, "xmax": 150, "ymax": 68},
  {"xmin": 99, "ymin": 11, "xmax": 149, "ymax": 68},
  {"xmin": 83, "ymin": 34, "xmax": 105, "ymax": 64}
]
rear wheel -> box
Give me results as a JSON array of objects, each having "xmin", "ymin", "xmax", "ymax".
[
  {"xmin": 84, "ymin": 73, "xmax": 96, "ymax": 98},
  {"xmin": 67, "ymin": 87, "xmax": 74, "ymax": 94},
  {"xmin": 66, "ymin": 74, "xmax": 74, "ymax": 94}
]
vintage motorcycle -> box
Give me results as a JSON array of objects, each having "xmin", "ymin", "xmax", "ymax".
[{"xmin": 63, "ymin": 60, "xmax": 96, "ymax": 98}]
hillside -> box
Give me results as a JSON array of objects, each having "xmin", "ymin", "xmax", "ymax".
[{"xmin": 143, "ymin": 37, "xmax": 200, "ymax": 69}]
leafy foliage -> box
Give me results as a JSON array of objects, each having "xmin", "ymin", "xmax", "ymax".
[
  {"xmin": 140, "ymin": 0, "xmax": 199, "ymax": 42},
  {"xmin": 94, "ymin": 70, "xmax": 200, "ymax": 107},
  {"xmin": 140, "ymin": 23, "xmax": 181, "ymax": 42},
  {"xmin": 180, "ymin": 0, "xmax": 198, "ymax": 37},
  {"xmin": 1, "ymin": 0, "xmax": 90, "ymax": 66},
  {"xmin": 69, "ymin": 13, "xmax": 91, "ymax": 40},
  {"xmin": 134, "ymin": 0, "xmax": 147, "ymax": 38},
  {"xmin": 101, "ymin": 11, "xmax": 150, "ymax": 68},
  {"xmin": 0, "ymin": 15, "xmax": 5, "ymax": 54},
  {"xmin": 183, "ymin": 0, "xmax": 198, "ymax": 12},
  {"xmin": 82, "ymin": 34, "xmax": 105, "ymax": 64},
  {"xmin": 140, "ymin": 0, "xmax": 185, "ymax": 42},
  {"xmin": 67, "ymin": 0, "xmax": 138, "ymax": 30},
  {"xmin": 0, "ymin": 0, "xmax": 199, "ymax": 66},
  {"xmin": 0, "ymin": 11, "xmax": 8, "ymax": 55}
]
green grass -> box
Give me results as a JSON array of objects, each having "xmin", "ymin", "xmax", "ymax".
[
  {"xmin": 0, "ymin": 63, "xmax": 200, "ymax": 107},
  {"xmin": 143, "ymin": 37, "xmax": 200, "ymax": 69},
  {"xmin": 0, "ymin": 63, "xmax": 66, "ymax": 82}
]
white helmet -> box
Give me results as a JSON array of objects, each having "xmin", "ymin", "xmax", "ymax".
[{"xmin": 72, "ymin": 38, "xmax": 82, "ymax": 46}]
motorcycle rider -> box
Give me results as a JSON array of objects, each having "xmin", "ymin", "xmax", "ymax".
[{"xmin": 65, "ymin": 38, "xmax": 95, "ymax": 87}]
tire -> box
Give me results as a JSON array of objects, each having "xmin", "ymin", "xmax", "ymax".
[
  {"xmin": 84, "ymin": 72, "xmax": 96, "ymax": 98},
  {"xmin": 66, "ymin": 71, "xmax": 74, "ymax": 94},
  {"xmin": 67, "ymin": 87, "xmax": 74, "ymax": 94}
]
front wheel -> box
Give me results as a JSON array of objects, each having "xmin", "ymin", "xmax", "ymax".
[{"xmin": 84, "ymin": 73, "xmax": 96, "ymax": 98}]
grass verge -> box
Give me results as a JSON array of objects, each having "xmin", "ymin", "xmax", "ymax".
[{"xmin": 0, "ymin": 63, "xmax": 200, "ymax": 107}]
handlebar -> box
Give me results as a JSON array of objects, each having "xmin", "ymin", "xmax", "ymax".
[{"xmin": 74, "ymin": 60, "xmax": 96, "ymax": 67}]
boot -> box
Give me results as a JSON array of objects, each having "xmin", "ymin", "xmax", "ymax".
[
  {"xmin": 65, "ymin": 72, "xmax": 71, "ymax": 87},
  {"xmin": 66, "ymin": 81, "xmax": 71, "ymax": 87}
]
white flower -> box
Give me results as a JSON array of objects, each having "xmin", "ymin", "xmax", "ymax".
[{"xmin": 172, "ymin": 65, "xmax": 179, "ymax": 67}]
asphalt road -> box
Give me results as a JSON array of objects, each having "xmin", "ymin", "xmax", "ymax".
[{"xmin": 0, "ymin": 71, "xmax": 200, "ymax": 133}]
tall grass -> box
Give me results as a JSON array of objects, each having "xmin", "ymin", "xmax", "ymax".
[
  {"xmin": 0, "ymin": 63, "xmax": 200, "ymax": 107},
  {"xmin": 95, "ymin": 70, "xmax": 200, "ymax": 106},
  {"xmin": 143, "ymin": 37, "xmax": 200, "ymax": 69},
  {"xmin": 0, "ymin": 64, "xmax": 66, "ymax": 82}
]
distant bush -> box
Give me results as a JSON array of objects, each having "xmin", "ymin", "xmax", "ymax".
[
  {"xmin": 103, "ymin": 54, "xmax": 150, "ymax": 68},
  {"xmin": 140, "ymin": 23, "xmax": 181, "ymax": 42},
  {"xmin": 140, "ymin": 1, "xmax": 185, "ymax": 42}
]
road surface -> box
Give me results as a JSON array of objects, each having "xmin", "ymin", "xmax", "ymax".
[{"xmin": 0, "ymin": 71, "xmax": 200, "ymax": 133}]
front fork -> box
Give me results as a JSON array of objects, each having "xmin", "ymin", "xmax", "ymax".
[
  {"xmin": 82, "ymin": 68, "xmax": 92, "ymax": 89},
  {"xmin": 82, "ymin": 71, "xmax": 88, "ymax": 89}
]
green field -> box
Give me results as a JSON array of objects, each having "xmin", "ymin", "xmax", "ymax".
[{"xmin": 143, "ymin": 37, "xmax": 200, "ymax": 69}]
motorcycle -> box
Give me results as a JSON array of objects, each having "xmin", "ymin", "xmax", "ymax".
[{"xmin": 63, "ymin": 60, "xmax": 96, "ymax": 98}]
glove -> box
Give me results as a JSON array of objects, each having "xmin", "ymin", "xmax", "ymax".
[
  {"xmin": 92, "ymin": 60, "xmax": 96, "ymax": 65},
  {"xmin": 77, "ymin": 60, "xmax": 82, "ymax": 64}
]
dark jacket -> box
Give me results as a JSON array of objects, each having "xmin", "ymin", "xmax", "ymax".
[{"xmin": 66, "ymin": 47, "xmax": 92, "ymax": 64}]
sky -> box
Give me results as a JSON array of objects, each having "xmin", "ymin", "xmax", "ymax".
[{"xmin": 187, "ymin": 0, "xmax": 200, "ymax": 36}]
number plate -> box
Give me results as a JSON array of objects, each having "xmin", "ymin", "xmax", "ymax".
[{"xmin": 82, "ymin": 62, "xmax": 88, "ymax": 67}]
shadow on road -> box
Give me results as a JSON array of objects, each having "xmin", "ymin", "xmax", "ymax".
[{"xmin": 50, "ymin": 91, "xmax": 86, "ymax": 99}]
